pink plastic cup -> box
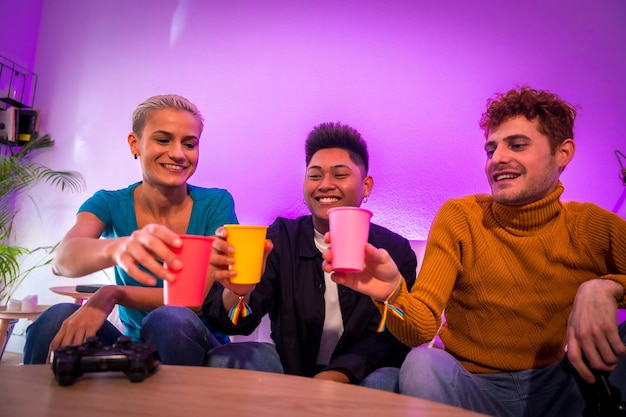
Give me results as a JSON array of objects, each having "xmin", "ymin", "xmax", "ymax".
[
  {"xmin": 327, "ymin": 207, "xmax": 373, "ymax": 272},
  {"xmin": 164, "ymin": 235, "xmax": 214, "ymax": 306}
]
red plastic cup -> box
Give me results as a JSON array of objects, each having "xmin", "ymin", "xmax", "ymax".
[
  {"xmin": 328, "ymin": 207, "xmax": 373, "ymax": 272},
  {"xmin": 164, "ymin": 235, "xmax": 214, "ymax": 306}
]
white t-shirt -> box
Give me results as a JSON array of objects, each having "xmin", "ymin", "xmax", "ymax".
[{"xmin": 314, "ymin": 230, "xmax": 344, "ymax": 366}]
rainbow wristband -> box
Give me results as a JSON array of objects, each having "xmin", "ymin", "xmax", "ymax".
[
  {"xmin": 228, "ymin": 294, "xmax": 251, "ymax": 325},
  {"xmin": 376, "ymin": 277, "xmax": 404, "ymax": 332}
]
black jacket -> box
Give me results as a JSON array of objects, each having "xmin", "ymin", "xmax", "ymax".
[{"xmin": 203, "ymin": 215, "xmax": 417, "ymax": 382}]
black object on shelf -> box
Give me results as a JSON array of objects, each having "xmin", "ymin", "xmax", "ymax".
[{"xmin": 0, "ymin": 107, "xmax": 39, "ymax": 145}]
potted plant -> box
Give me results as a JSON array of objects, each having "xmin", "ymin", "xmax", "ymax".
[{"xmin": 0, "ymin": 132, "xmax": 86, "ymax": 306}]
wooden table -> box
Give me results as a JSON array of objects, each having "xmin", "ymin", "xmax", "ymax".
[
  {"xmin": 0, "ymin": 365, "xmax": 488, "ymax": 417},
  {"xmin": 0, "ymin": 305, "xmax": 49, "ymax": 357},
  {"xmin": 49, "ymin": 285, "xmax": 99, "ymax": 304}
]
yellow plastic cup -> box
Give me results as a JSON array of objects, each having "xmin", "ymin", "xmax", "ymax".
[{"xmin": 224, "ymin": 225, "xmax": 268, "ymax": 284}]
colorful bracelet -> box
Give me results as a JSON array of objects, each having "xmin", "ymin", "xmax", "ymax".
[
  {"xmin": 228, "ymin": 293, "xmax": 252, "ymax": 325},
  {"xmin": 376, "ymin": 277, "xmax": 405, "ymax": 332}
]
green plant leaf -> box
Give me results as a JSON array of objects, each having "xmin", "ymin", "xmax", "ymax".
[{"xmin": 0, "ymin": 131, "xmax": 86, "ymax": 305}]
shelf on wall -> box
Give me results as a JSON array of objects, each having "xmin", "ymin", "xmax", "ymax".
[
  {"xmin": 0, "ymin": 55, "xmax": 37, "ymax": 109},
  {"xmin": 0, "ymin": 56, "xmax": 39, "ymax": 145},
  {"xmin": 0, "ymin": 138, "xmax": 29, "ymax": 147}
]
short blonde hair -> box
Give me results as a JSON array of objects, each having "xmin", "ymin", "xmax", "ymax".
[{"xmin": 132, "ymin": 94, "xmax": 204, "ymax": 136}]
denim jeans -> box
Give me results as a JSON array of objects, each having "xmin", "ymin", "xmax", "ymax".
[
  {"xmin": 205, "ymin": 341, "xmax": 285, "ymax": 373},
  {"xmin": 206, "ymin": 341, "xmax": 406, "ymax": 388},
  {"xmin": 23, "ymin": 303, "xmax": 123, "ymax": 364},
  {"xmin": 399, "ymin": 321, "xmax": 626, "ymax": 417},
  {"xmin": 360, "ymin": 367, "xmax": 400, "ymax": 392},
  {"xmin": 140, "ymin": 306, "xmax": 224, "ymax": 365},
  {"xmin": 23, "ymin": 303, "xmax": 224, "ymax": 366}
]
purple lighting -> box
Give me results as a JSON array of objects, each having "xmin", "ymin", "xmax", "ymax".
[{"xmin": 2, "ymin": 0, "xmax": 625, "ymax": 243}]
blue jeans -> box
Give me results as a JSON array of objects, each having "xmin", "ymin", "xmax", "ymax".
[
  {"xmin": 205, "ymin": 341, "xmax": 284, "ymax": 373},
  {"xmin": 399, "ymin": 321, "xmax": 626, "ymax": 417},
  {"xmin": 23, "ymin": 303, "xmax": 122, "ymax": 364},
  {"xmin": 141, "ymin": 306, "xmax": 224, "ymax": 365},
  {"xmin": 206, "ymin": 341, "xmax": 401, "ymax": 389},
  {"xmin": 23, "ymin": 303, "xmax": 224, "ymax": 366},
  {"xmin": 360, "ymin": 366, "xmax": 400, "ymax": 392}
]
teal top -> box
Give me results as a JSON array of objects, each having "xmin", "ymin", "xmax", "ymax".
[{"xmin": 78, "ymin": 182, "xmax": 238, "ymax": 341}]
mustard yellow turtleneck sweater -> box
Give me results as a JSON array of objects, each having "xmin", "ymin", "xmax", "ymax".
[{"xmin": 383, "ymin": 182, "xmax": 626, "ymax": 374}]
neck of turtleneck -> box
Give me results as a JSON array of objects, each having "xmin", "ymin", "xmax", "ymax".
[{"xmin": 491, "ymin": 182, "xmax": 564, "ymax": 235}]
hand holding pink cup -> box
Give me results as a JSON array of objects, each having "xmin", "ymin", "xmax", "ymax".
[
  {"xmin": 164, "ymin": 234, "xmax": 214, "ymax": 306},
  {"xmin": 328, "ymin": 207, "xmax": 372, "ymax": 272}
]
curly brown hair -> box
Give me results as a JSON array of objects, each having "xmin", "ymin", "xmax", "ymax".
[{"xmin": 479, "ymin": 86, "xmax": 577, "ymax": 153}]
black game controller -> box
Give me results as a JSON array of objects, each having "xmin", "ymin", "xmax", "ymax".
[
  {"xmin": 562, "ymin": 355, "xmax": 626, "ymax": 417},
  {"xmin": 52, "ymin": 336, "xmax": 161, "ymax": 386}
]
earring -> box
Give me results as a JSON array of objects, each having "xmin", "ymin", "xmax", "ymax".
[
  {"xmin": 134, "ymin": 154, "xmax": 138, "ymax": 160},
  {"xmin": 362, "ymin": 195, "xmax": 368, "ymax": 203}
]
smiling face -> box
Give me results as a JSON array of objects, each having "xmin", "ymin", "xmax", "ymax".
[
  {"xmin": 484, "ymin": 115, "xmax": 574, "ymax": 206},
  {"xmin": 128, "ymin": 108, "xmax": 201, "ymax": 189},
  {"xmin": 303, "ymin": 148, "xmax": 373, "ymax": 234}
]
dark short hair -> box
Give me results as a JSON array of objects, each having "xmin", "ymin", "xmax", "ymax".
[
  {"xmin": 479, "ymin": 86, "xmax": 576, "ymax": 153},
  {"xmin": 305, "ymin": 122, "xmax": 369, "ymax": 174},
  {"xmin": 132, "ymin": 94, "xmax": 204, "ymax": 137}
]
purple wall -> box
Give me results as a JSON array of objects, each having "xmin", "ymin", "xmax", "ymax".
[
  {"xmin": 9, "ymin": 1, "xmax": 625, "ymax": 241},
  {"xmin": 0, "ymin": 0, "xmax": 42, "ymax": 69},
  {"xmin": 1, "ymin": 0, "xmax": 625, "ymax": 296}
]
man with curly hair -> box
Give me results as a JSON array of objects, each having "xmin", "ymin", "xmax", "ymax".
[{"xmin": 323, "ymin": 87, "xmax": 626, "ymax": 416}]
